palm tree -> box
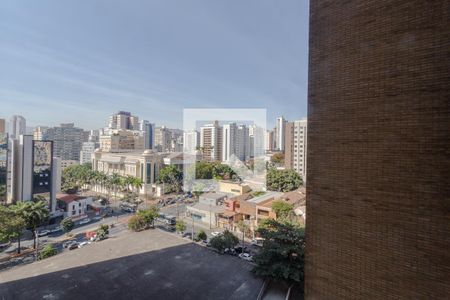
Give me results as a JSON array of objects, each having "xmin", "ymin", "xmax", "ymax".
[
  {"xmin": 97, "ymin": 172, "xmax": 108, "ymax": 196},
  {"xmin": 132, "ymin": 177, "xmax": 144, "ymax": 210},
  {"xmin": 132, "ymin": 177, "xmax": 143, "ymax": 195},
  {"xmin": 109, "ymin": 173, "xmax": 122, "ymax": 206},
  {"xmin": 12, "ymin": 201, "xmax": 49, "ymax": 250}
]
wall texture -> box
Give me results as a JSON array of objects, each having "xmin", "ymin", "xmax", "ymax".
[{"xmin": 305, "ymin": 1, "xmax": 450, "ymax": 299}]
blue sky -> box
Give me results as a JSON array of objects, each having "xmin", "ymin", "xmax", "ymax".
[{"xmin": 0, "ymin": 0, "xmax": 309, "ymax": 130}]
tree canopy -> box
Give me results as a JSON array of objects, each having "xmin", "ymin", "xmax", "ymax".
[
  {"xmin": 266, "ymin": 168, "xmax": 302, "ymax": 192},
  {"xmin": 252, "ymin": 219, "xmax": 305, "ymax": 287},
  {"xmin": 271, "ymin": 200, "xmax": 294, "ymax": 220},
  {"xmin": 157, "ymin": 165, "xmax": 183, "ymax": 193},
  {"xmin": 209, "ymin": 230, "xmax": 239, "ymax": 253}
]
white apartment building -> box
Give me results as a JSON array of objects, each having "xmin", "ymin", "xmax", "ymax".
[
  {"xmin": 249, "ymin": 125, "xmax": 265, "ymax": 157},
  {"xmin": 154, "ymin": 126, "xmax": 171, "ymax": 152},
  {"xmin": 222, "ymin": 123, "xmax": 250, "ymax": 162},
  {"xmin": 183, "ymin": 130, "xmax": 200, "ymax": 154},
  {"xmin": 285, "ymin": 119, "xmax": 307, "ymax": 182},
  {"xmin": 9, "ymin": 115, "xmax": 26, "ymax": 139},
  {"xmin": 275, "ymin": 116, "xmax": 286, "ymax": 151},
  {"xmin": 200, "ymin": 121, "xmax": 222, "ymax": 162},
  {"xmin": 80, "ymin": 142, "xmax": 98, "ymax": 165}
]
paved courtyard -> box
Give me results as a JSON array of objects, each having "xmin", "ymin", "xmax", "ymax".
[{"xmin": 0, "ymin": 229, "xmax": 263, "ymax": 300}]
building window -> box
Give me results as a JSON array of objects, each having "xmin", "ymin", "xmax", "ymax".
[{"xmin": 146, "ymin": 163, "xmax": 151, "ymax": 184}]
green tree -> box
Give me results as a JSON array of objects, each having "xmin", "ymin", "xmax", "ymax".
[
  {"xmin": 12, "ymin": 201, "xmax": 49, "ymax": 249},
  {"xmin": 271, "ymin": 200, "xmax": 294, "ymax": 220},
  {"xmin": 0, "ymin": 206, "xmax": 26, "ymax": 254},
  {"xmin": 196, "ymin": 230, "xmax": 207, "ymax": 241},
  {"xmin": 136, "ymin": 206, "xmax": 159, "ymax": 228},
  {"xmin": 236, "ymin": 220, "xmax": 251, "ymax": 245},
  {"xmin": 252, "ymin": 219, "xmax": 305, "ymax": 290},
  {"xmin": 270, "ymin": 152, "xmax": 285, "ymax": 165},
  {"xmin": 212, "ymin": 163, "xmax": 237, "ymax": 181},
  {"xmin": 60, "ymin": 218, "xmax": 75, "ymax": 234},
  {"xmin": 209, "ymin": 230, "xmax": 239, "ymax": 253},
  {"xmin": 61, "ymin": 163, "xmax": 94, "ymax": 193},
  {"xmin": 128, "ymin": 215, "xmax": 147, "ymax": 232},
  {"xmin": 157, "ymin": 165, "xmax": 183, "ymax": 193},
  {"xmin": 39, "ymin": 243, "xmax": 57, "ymax": 260},
  {"xmin": 195, "ymin": 161, "xmax": 214, "ymax": 179},
  {"xmin": 266, "ymin": 168, "xmax": 302, "ymax": 192},
  {"xmin": 96, "ymin": 224, "xmax": 109, "ymax": 240},
  {"xmin": 109, "ymin": 173, "xmax": 123, "ymax": 205},
  {"xmin": 175, "ymin": 220, "xmax": 186, "ymax": 233}
]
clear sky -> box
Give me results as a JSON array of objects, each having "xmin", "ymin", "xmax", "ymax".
[{"xmin": 0, "ymin": 0, "xmax": 309, "ymax": 130}]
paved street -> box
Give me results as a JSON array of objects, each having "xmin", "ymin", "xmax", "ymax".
[{"xmin": 0, "ymin": 228, "xmax": 263, "ymax": 300}]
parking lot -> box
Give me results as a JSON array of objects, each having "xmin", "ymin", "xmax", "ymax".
[{"xmin": 0, "ymin": 228, "xmax": 263, "ymax": 300}]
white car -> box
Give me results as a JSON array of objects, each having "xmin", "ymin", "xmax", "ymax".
[
  {"xmin": 78, "ymin": 241, "xmax": 91, "ymax": 248},
  {"xmin": 238, "ymin": 253, "xmax": 253, "ymax": 262},
  {"xmin": 78, "ymin": 218, "xmax": 91, "ymax": 225},
  {"xmin": 211, "ymin": 231, "xmax": 221, "ymax": 237},
  {"xmin": 37, "ymin": 230, "xmax": 50, "ymax": 237},
  {"xmin": 50, "ymin": 226, "xmax": 62, "ymax": 233}
]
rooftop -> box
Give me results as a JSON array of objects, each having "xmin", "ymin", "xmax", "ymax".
[{"xmin": 0, "ymin": 229, "xmax": 262, "ymax": 299}]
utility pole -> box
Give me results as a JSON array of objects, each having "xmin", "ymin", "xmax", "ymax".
[
  {"xmin": 191, "ymin": 215, "xmax": 194, "ymax": 241},
  {"xmin": 35, "ymin": 230, "xmax": 39, "ymax": 261},
  {"xmin": 209, "ymin": 202, "xmax": 212, "ymax": 229}
]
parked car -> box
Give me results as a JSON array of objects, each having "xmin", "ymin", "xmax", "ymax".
[
  {"xmin": 238, "ymin": 253, "xmax": 253, "ymax": 261},
  {"xmin": 37, "ymin": 230, "xmax": 50, "ymax": 237},
  {"xmin": 234, "ymin": 246, "xmax": 248, "ymax": 254},
  {"xmin": 224, "ymin": 248, "xmax": 237, "ymax": 256},
  {"xmin": 68, "ymin": 242, "xmax": 79, "ymax": 250},
  {"xmin": 78, "ymin": 241, "xmax": 91, "ymax": 248},
  {"xmin": 63, "ymin": 240, "xmax": 76, "ymax": 248},
  {"xmin": 182, "ymin": 232, "xmax": 192, "ymax": 238},
  {"xmin": 78, "ymin": 218, "xmax": 91, "ymax": 225},
  {"xmin": 211, "ymin": 231, "xmax": 221, "ymax": 237},
  {"xmin": 50, "ymin": 226, "xmax": 62, "ymax": 233},
  {"xmin": 251, "ymin": 238, "xmax": 264, "ymax": 247}
]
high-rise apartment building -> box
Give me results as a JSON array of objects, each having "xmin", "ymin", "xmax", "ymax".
[
  {"xmin": 305, "ymin": 1, "xmax": 450, "ymax": 299},
  {"xmin": 33, "ymin": 126, "xmax": 49, "ymax": 141},
  {"xmin": 0, "ymin": 133, "xmax": 7, "ymax": 203},
  {"xmin": 274, "ymin": 116, "xmax": 286, "ymax": 151},
  {"xmin": 6, "ymin": 135, "xmax": 60, "ymax": 213},
  {"xmin": 0, "ymin": 119, "xmax": 5, "ymax": 134},
  {"xmin": 139, "ymin": 120, "xmax": 155, "ymax": 149},
  {"xmin": 222, "ymin": 123, "xmax": 237, "ymax": 162},
  {"xmin": 284, "ymin": 119, "xmax": 307, "ymax": 182},
  {"xmin": 236, "ymin": 125, "xmax": 249, "ymax": 162},
  {"xmin": 42, "ymin": 123, "xmax": 84, "ymax": 161},
  {"xmin": 80, "ymin": 141, "xmax": 98, "ymax": 164},
  {"xmin": 265, "ymin": 130, "xmax": 274, "ymax": 152},
  {"xmin": 248, "ymin": 124, "xmax": 265, "ymax": 158},
  {"xmin": 88, "ymin": 130, "xmax": 100, "ymax": 143},
  {"xmin": 200, "ymin": 121, "xmax": 222, "ymax": 162},
  {"xmin": 9, "ymin": 115, "xmax": 26, "ymax": 139},
  {"xmin": 154, "ymin": 126, "xmax": 171, "ymax": 152},
  {"xmin": 108, "ymin": 111, "xmax": 139, "ymax": 130},
  {"xmin": 183, "ymin": 130, "xmax": 199, "ymax": 154},
  {"xmin": 100, "ymin": 130, "xmax": 144, "ymax": 153}
]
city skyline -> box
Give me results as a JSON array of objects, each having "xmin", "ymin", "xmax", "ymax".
[{"xmin": 0, "ymin": 1, "xmax": 309, "ymax": 129}]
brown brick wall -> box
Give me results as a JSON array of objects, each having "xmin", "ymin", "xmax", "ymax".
[{"xmin": 305, "ymin": 1, "xmax": 450, "ymax": 299}]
